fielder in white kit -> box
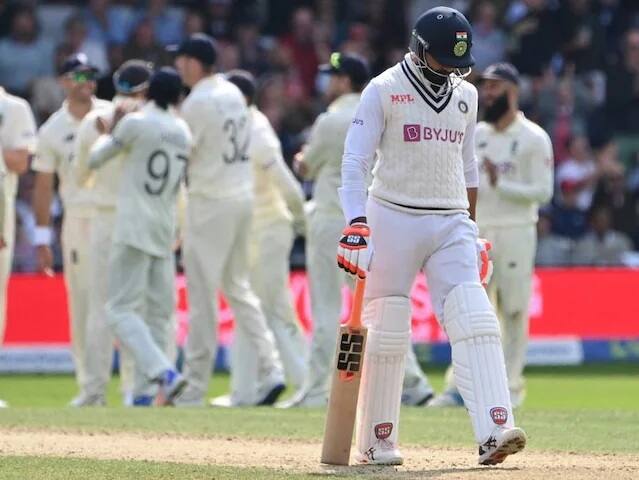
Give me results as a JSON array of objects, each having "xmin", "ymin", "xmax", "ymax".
[
  {"xmin": 32, "ymin": 54, "xmax": 110, "ymax": 406},
  {"xmin": 88, "ymin": 67, "xmax": 191, "ymax": 406},
  {"xmin": 337, "ymin": 7, "xmax": 526, "ymax": 466},
  {"xmin": 431, "ymin": 63, "xmax": 554, "ymax": 409},
  {"xmin": 74, "ymin": 60, "xmax": 155, "ymax": 406},
  {"xmin": 171, "ymin": 34, "xmax": 284, "ymax": 406},
  {"xmin": 212, "ymin": 70, "xmax": 307, "ymax": 406}
]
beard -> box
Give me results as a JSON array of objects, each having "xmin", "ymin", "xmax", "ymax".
[
  {"xmin": 419, "ymin": 65, "xmax": 448, "ymax": 86},
  {"xmin": 483, "ymin": 92, "xmax": 510, "ymax": 123}
]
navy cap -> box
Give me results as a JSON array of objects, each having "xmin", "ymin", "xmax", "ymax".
[
  {"xmin": 113, "ymin": 60, "xmax": 153, "ymax": 94},
  {"xmin": 481, "ymin": 62, "xmax": 520, "ymax": 85},
  {"xmin": 59, "ymin": 53, "xmax": 99, "ymax": 76},
  {"xmin": 148, "ymin": 67, "xmax": 183, "ymax": 108},
  {"xmin": 167, "ymin": 33, "xmax": 217, "ymax": 66},
  {"xmin": 319, "ymin": 52, "xmax": 370, "ymax": 87}
]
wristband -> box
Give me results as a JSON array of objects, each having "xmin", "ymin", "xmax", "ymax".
[{"xmin": 33, "ymin": 226, "xmax": 52, "ymax": 246}]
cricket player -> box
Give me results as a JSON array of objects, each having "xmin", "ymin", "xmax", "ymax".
[
  {"xmin": 0, "ymin": 85, "xmax": 36, "ymax": 408},
  {"xmin": 32, "ymin": 54, "xmax": 110, "ymax": 407},
  {"xmin": 88, "ymin": 67, "xmax": 191, "ymax": 406},
  {"xmin": 171, "ymin": 34, "xmax": 284, "ymax": 406},
  {"xmin": 74, "ymin": 60, "xmax": 154, "ymax": 406},
  {"xmin": 430, "ymin": 63, "xmax": 554, "ymax": 409},
  {"xmin": 211, "ymin": 70, "xmax": 307, "ymax": 406},
  {"xmin": 337, "ymin": 7, "xmax": 526, "ymax": 466}
]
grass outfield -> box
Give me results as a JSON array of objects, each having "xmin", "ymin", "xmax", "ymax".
[{"xmin": 0, "ymin": 364, "xmax": 638, "ymax": 479}]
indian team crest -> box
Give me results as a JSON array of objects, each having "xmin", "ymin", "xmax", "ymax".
[{"xmin": 454, "ymin": 31, "xmax": 468, "ymax": 57}]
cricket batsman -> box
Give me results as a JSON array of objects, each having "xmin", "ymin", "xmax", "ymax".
[
  {"xmin": 0, "ymin": 86, "xmax": 36, "ymax": 408},
  {"xmin": 211, "ymin": 70, "xmax": 307, "ymax": 406},
  {"xmin": 88, "ymin": 67, "xmax": 192, "ymax": 406},
  {"xmin": 337, "ymin": 7, "xmax": 526, "ymax": 465},
  {"xmin": 74, "ymin": 60, "xmax": 155, "ymax": 406},
  {"xmin": 32, "ymin": 54, "xmax": 110, "ymax": 407},
  {"xmin": 430, "ymin": 62, "xmax": 554, "ymax": 408},
  {"xmin": 171, "ymin": 34, "xmax": 284, "ymax": 406}
]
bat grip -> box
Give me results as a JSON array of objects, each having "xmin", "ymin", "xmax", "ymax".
[{"xmin": 347, "ymin": 277, "xmax": 366, "ymax": 330}]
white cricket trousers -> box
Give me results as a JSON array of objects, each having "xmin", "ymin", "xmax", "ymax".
[
  {"xmin": 83, "ymin": 209, "xmax": 135, "ymax": 399},
  {"xmin": 61, "ymin": 211, "xmax": 93, "ymax": 394},
  {"xmin": 105, "ymin": 243, "xmax": 174, "ymax": 381},
  {"xmin": 180, "ymin": 194, "xmax": 282, "ymax": 404},
  {"xmin": 230, "ymin": 218, "xmax": 307, "ymax": 402},
  {"xmin": 0, "ymin": 195, "xmax": 14, "ymax": 342},
  {"xmin": 303, "ymin": 212, "xmax": 348, "ymax": 399}
]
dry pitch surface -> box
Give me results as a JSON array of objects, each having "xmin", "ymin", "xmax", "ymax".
[{"xmin": 1, "ymin": 429, "xmax": 637, "ymax": 480}]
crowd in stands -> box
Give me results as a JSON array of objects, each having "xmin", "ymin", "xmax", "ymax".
[{"xmin": 1, "ymin": 0, "xmax": 639, "ymax": 269}]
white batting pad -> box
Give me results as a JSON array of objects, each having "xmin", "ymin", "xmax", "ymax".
[
  {"xmin": 443, "ymin": 282, "xmax": 514, "ymax": 443},
  {"xmin": 355, "ymin": 296, "xmax": 410, "ymax": 459}
]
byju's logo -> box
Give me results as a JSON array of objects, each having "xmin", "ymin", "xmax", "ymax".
[{"xmin": 403, "ymin": 124, "xmax": 421, "ymax": 142}]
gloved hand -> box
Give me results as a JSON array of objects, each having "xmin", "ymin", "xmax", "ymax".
[
  {"xmin": 476, "ymin": 238, "xmax": 493, "ymax": 286},
  {"xmin": 337, "ymin": 221, "xmax": 372, "ymax": 279}
]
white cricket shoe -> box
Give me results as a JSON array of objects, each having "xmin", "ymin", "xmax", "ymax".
[
  {"xmin": 478, "ymin": 426, "xmax": 527, "ymax": 466},
  {"xmin": 401, "ymin": 380, "xmax": 434, "ymax": 406},
  {"xmin": 0, "ymin": 399, "xmax": 8, "ymax": 408},
  {"xmin": 68, "ymin": 393, "xmax": 106, "ymax": 407},
  {"xmin": 355, "ymin": 446, "xmax": 404, "ymax": 466},
  {"xmin": 427, "ymin": 390, "xmax": 465, "ymax": 408},
  {"xmin": 275, "ymin": 388, "xmax": 327, "ymax": 408}
]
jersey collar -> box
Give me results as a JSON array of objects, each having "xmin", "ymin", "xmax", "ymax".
[{"xmin": 401, "ymin": 53, "xmax": 452, "ymax": 114}]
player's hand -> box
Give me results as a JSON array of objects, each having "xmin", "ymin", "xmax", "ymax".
[
  {"xmin": 95, "ymin": 116, "xmax": 109, "ymax": 135},
  {"xmin": 483, "ymin": 157, "xmax": 498, "ymax": 187},
  {"xmin": 476, "ymin": 238, "xmax": 493, "ymax": 286},
  {"xmin": 337, "ymin": 221, "xmax": 372, "ymax": 279},
  {"xmin": 293, "ymin": 152, "xmax": 308, "ymax": 177},
  {"xmin": 0, "ymin": 237, "xmax": 6, "ymax": 250},
  {"xmin": 36, "ymin": 245, "xmax": 55, "ymax": 277},
  {"xmin": 292, "ymin": 215, "xmax": 306, "ymax": 237}
]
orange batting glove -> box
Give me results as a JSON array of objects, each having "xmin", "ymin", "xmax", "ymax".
[
  {"xmin": 476, "ymin": 238, "xmax": 493, "ymax": 286},
  {"xmin": 337, "ymin": 221, "xmax": 371, "ymax": 279}
]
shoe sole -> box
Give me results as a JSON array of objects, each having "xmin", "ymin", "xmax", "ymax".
[
  {"xmin": 356, "ymin": 455, "xmax": 404, "ymax": 466},
  {"xmin": 479, "ymin": 430, "xmax": 527, "ymax": 466},
  {"xmin": 257, "ymin": 383, "xmax": 286, "ymax": 406}
]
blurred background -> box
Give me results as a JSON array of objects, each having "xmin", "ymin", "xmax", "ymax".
[{"xmin": 2, "ymin": 0, "xmax": 639, "ymax": 272}]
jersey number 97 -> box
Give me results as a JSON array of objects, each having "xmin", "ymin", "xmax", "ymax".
[{"xmin": 145, "ymin": 149, "xmax": 187, "ymax": 195}]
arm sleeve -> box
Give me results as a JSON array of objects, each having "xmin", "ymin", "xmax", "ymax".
[
  {"xmin": 496, "ymin": 130, "xmax": 554, "ymax": 204},
  {"xmin": 462, "ymin": 91, "xmax": 479, "ymax": 188},
  {"xmin": 88, "ymin": 116, "xmax": 137, "ymax": 170},
  {"xmin": 338, "ymin": 83, "xmax": 385, "ymax": 222},
  {"xmin": 269, "ymin": 156, "xmax": 305, "ymax": 220},
  {"xmin": 300, "ymin": 114, "xmax": 329, "ymax": 180},
  {"xmin": 32, "ymin": 129, "xmax": 58, "ymax": 174},
  {"xmin": 180, "ymin": 98, "xmax": 206, "ymax": 148},
  {"xmin": 5, "ymin": 101, "xmax": 37, "ymax": 152},
  {"xmin": 74, "ymin": 113, "xmax": 100, "ymax": 187}
]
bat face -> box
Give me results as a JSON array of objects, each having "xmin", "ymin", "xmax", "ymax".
[{"xmin": 337, "ymin": 330, "xmax": 365, "ymax": 381}]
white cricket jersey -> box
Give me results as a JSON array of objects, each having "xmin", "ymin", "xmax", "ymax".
[
  {"xmin": 74, "ymin": 96, "xmax": 145, "ymax": 209},
  {"xmin": 340, "ymin": 53, "xmax": 479, "ymax": 222},
  {"xmin": 249, "ymin": 106, "xmax": 304, "ymax": 228},
  {"xmin": 180, "ymin": 74, "xmax": 251, "ymax": 200},
  {"xmin": 34, "ymin": 98, "xmax": 110, "ymax": 214},
  {"xmin": 89, "ymin": 102, "xmax": 193, "ymax": 257},
  {"xmin": 0, "ymin": 87, "xmax": 37, "ymax": 198},
  {"xmin": 303, "ymin": 93, "xmax": 360, "ymax": 217},
  {"xmin": 475, "ymin": 112, "xmax": 554, "ymax": 228}
]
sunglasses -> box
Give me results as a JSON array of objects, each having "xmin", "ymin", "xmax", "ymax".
[{"xmin": 67, "ymin": 70, "xmax": 97, "ymax": 83}]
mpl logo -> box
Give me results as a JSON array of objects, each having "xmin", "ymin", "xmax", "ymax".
[
  {"xmin": 403, "ymin": 124, "xmax": 421, "ymax": 142},
  {"xmin": 391, "ymin": 94, "xmax": 415, "ymax": 104}
]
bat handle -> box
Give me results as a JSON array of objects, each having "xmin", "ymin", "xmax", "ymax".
[{"xmin": 348, "ymin": 277, "xmax": 366, "ymax": 330}]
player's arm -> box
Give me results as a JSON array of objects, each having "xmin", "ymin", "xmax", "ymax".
[
  {"xmin": 463, "ymin": 89, "xmax": 480, "ymax": 221},
  {"xmin": 0, "ymin": 174, "xmax": 6, "ymax": 248},
  {"xmin": 31, "ymin": 131, "xmax": 57, "ymax": 274},
  {"xmin": 495, "ymin": 130, "xmax": 554, "ymax": 203},
  {"xmin": 3, "ymin": 102, "xmax": 37, "ymax": 174},
  {"xmin": 74, "ymin": 113, "xmax": 100, "ymax": 187},
  {"xmin": 179, "ymin": 97, "xmax": 206, "ymax": 150},
  {"xmin": 295, "ymin": 114, "xmax": 330, "ymax": 180},
  {"xmin": 270, "ymin": 154, "xmax": 306, "ymax": 227},
  {"xmin": 88, "ymin": 116, "xmax": 137, "ymax": 170}
]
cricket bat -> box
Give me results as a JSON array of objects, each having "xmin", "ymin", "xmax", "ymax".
[{"xmin": 320, "ymin": 277, "xmax": 367, "ymax": 465}]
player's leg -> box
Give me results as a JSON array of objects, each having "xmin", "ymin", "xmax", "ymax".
[
  {"xmin": 220, "ymin": 196, "xmax": 285, "ymax": 405},
  {"xmin": 0, "ymin": 194, "xmax": 15, "ymax": 344},
  {"xmin": 62, "ymin": 214, "xmax": 93, "ymax": 405},
  {"xmin": 424, "ymin": 214, "xmax": 525, "ymax": 465},
  {"xmin": 402, "ymin": 347, "xmax": 435, "ymax": 406},
  {"xmin": 289, "ymin": 213, "xmax": 345, "ymax": 407},
  {"xmin": 494, "ymin": 225, "xmax": 536, "ymax": 407},
  {"xmin": 355, "ymin": 200, "xmax": 428, "ymax": 465},
  {"xmin": 179, "ymin": 197, "xmax": 230, "ymax": 405}
]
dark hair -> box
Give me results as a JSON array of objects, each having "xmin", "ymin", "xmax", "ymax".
[
  {"xmin": 148, "ymin": 67, "xmax": 183, "ymax": 110},
  {"xmin": 226, "ymin": 69, "xmax": 256, "ymax": 105}
]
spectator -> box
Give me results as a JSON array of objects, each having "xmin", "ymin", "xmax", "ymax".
[
  {"xmin": 30, "ymin": 44, "xmax": 72, "ymax": 123},
  {"xmin": 605, "ymin": 28, "xmax": 639, "ymax": 133},
  {"xmin": 556, "ymin": 135, "xmax": 599, "ymax": 211},
  {"xmin": 551, "ymin": 181, "xmax": 589, "ymax": 239},
  {"xmin": 206, "ymin": 0, "xmax": 235, "ymax": 39},
  {"xmin": 592, "ymin": 170, "xmax": 639, "ymax": 248},
  {"xmin": 508, "ymin": 0, "xmax": 560, "ymax": 77},
  {"xmin": 572, "ymin": 206, "xmax": 633, "ymax": 265},
  {"xmin": 279, "ymin": 7, "xmax": 320, "ymax": 98},
  {"xmin": 558, "ymin": 0, "xmax": 605, "ymax": 74},
  {"xmin": 0, "ymin": 5, "xmax": 53, "ymax": 98},
  {"xmin": 184, "ymin": 9, "xmax": 206, "ymax": 37},
  {"xmin": 535, "ymin": 210, "xmax": 574, "ymax": 266},
  {"xmin": 61, "ymin": 14, "xmax": 109, "ymax": 73},
  {"xmin": 471, "ymin": 1, "xmax": 507, "ymax": 72},
  {"xmin": 144, "ymin": 0, "xmax": 184, "ymax": 46},
  {"xmin": 83, "ymin": 0, "xmax": 133, "ymax": 46},
  {"xmin": 122, "ymin": 17, "xmax": 171, "ymax": 66},
  {"xmin": 235, "ymin": 17, "xmax": 271, "ymax": 75},
  {"xmin": 96, "ymin": 44, "xmax": 125, "ymax": 100}
]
